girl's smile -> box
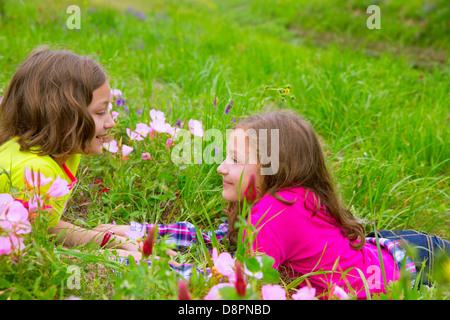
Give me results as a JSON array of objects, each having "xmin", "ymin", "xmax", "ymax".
[
  {"xmin": 95, "ymin": 134, "xmax": 109, "ymax": 144},
  {"xmin": 86, "ymin": 81, "xmax": 116, "ymax": 154}
]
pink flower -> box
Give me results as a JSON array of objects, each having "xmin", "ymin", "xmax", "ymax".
[
  {"xmin": 27, "ymin": 194, "xmax": 44, "ymax": 213},
  {"xmin": 0, "ymin": 236, "xmax": 13, "ymax": 256},
  {"xmin": 110, "ymin": 88, "xmax": 123, "ymax": 99},
  {"xmin": 126, "ymin": 128, "xmax": 144, "ymax": 141},
  {"xmin": 165, "ymin": 126, "xmax": 180, "ymax": 137},
  {"xmin": 0, "ymin": 195, "xmax": 31, "ymax": 236},
  {"xmin": 135, "ymin": 123, "xmax": 152, "ymax": 137},
  {"xmin": 212, "ymin": 247, "xmax": 235, "ymax": 278},
  {"xmin": 149, "ymin": 109, "xmax": 166, "ymax": 122},
  {"xmin": 188, "ymin": 119, "xmax": 204, "ymax": 137},
  {"xmin": 166, "ymin": 138, "xmax": 173, "ymax": 150},
  {"xmin": 149, "ymin": 109, "xmax": 176, "ymax": 133},
  {"xmin": 141, "ymin": 152, "xmax": 152, "ymax": 160},
  {"xmin": 261, "ymin": 284, "xmax": 287, "ymax": 300},
  {"xmin": 46, "ymin": 176, "xmax": 70, "ymax": 198},
  {"xmin": 1, "ymin": 198, "xmax": 29, "ymax": 224},
  {"xmin": 204, "ymin": 283, "xmax": 234, "ymax": 300},
  {"xmin": 0, "ymin": 195, "xmax": 30, "ymax": 256},
  {"xmin": 291, "ymin": 286, "xmax": 316, "ymax": 300},
  {"xmin": 150, "ymin": 118, "xmax": 173, "ymax": 133},
  {"xmin": 329, "ymin": 284, "xmax": 349, "ymax": 300},
  {"xmin": 6, "ymin": 204, "xmax": 31, "ymax": 235},
  {"xmin": 24, "ymin": 167, "xmax": 53, "ymax": 188},
  {"xmin": 8, "ymin": 233, "xmax": 26, "ymax": 253},
  {"xmin": 0, "ymin": 195, "xmax": 16, "ymax": 230},
  {"xmin": 0, "ymin": 193, "xmax": 14, "ymax": 213},
  {"xmin": 111, "ymin": 111, "xmax": 119, "ymax": 120},
  {"xmin": 103, "ymin": 139, "xmax": 119, "ymax": 153},
  {"xmin": 122, "ymin": 145, "xmax": 133, "ymax": 157}
]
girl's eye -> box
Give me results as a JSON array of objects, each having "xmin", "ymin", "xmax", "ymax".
[
  {"xmin": 97, "ymin": 112, "xmax": 107, "ymax": 116},
  {"xmin": 225, "ymin": 154, "xmax": 239, "ymax": 164}
]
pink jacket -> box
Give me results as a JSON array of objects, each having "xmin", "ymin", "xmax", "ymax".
[{"xmin": 249, "ymin": 186, "xmax": 399, "ymax": 299}]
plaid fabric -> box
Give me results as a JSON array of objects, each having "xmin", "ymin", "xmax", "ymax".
[
  {"xmin": 366, "ymin": 237, "xmax": 417, "ymax": 288},
  {"xmin": 117, "ymin": 220, "xmax": 230, "ymax": 280},
  {"xmin": 128, "ymin": 220, "xmax": 229, "ymax": 249}
]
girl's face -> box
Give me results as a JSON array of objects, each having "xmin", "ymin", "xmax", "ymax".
[
  {"xmin": 217, "ymin": 129, "xmax": 259, "ymax": 203},
  {"xmin": 85, "ymin": 81, "xmax": 115, "ymax": 154}
]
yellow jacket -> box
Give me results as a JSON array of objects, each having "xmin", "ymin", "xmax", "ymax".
[{"xmin": 0, "ymin": 137, "xmax": 80, "ymax": 228}]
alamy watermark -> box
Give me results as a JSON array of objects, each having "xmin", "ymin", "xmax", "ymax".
[
  {"xmin": 65, "ymin": 4, "xmax": 380, "ymax": 31},
  {"xmin": 170, "ymin": 128, "xmax": 280, "ymax": 175},
  {"xmin": 67, "ymin": 265, "xmax": 81, "ymax": 289},
  {"xmin": 66, "ymin": 5, "xmax": 81, "ymax": 30},
  {"xmin": 366, "ymin": 5, "xmax": 381, "ymax": 29}
]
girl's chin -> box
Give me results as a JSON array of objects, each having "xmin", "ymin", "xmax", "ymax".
[
  {"xmin": 222, "ymin": 189, "xmax": 240, "ymax": 203},
  {"xmin": 86, "ymin": 139, "xmax": 104, "ymax": 154},
  {"xmin": 85, "ymin": 145, "xmax": 103, "ymax": 155}
]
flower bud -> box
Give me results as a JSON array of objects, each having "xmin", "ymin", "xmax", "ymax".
[
  {"xmin": 142, "ymin": 225, "xmax": 156, "ymax": 258},
  {"xmin": 235, "ymin": 261, "xmax": 246, "ymax": 298},
  {"xmin": 177, "ymin": 280, "xmax": 191, "ymax": 300},
  {"xmin": 100, "ymin": 232, "xmax": 112, "ymax": 248}
]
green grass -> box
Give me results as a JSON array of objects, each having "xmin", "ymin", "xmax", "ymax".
[{"xmin": 0, "ymin": 0, "xmax": 449, "ymax": 300}]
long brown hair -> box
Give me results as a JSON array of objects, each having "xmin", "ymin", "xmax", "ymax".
[
  {"xmin": 0, "ymin": 46, "xmax": 107, "ymax": 157},
  {"xmin": 225, "ymin": 110, "xmax": 365, "ymax": 250}
]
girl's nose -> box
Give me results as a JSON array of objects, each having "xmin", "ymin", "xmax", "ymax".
[
  {"xmin": 105, "ymin": 113, "xmax": 116, "ymax": 129},
  {"xmin": 217, "ymin": 161, "xmax": 228, "ymax": 175}
]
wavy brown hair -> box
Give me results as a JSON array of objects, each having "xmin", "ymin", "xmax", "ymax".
[
  {"xmin": 225, "ymin": 110, "xmax": 366, "ymax": 250},
  {"xmin": 0, "ymin": 46, "xmax": 107, "ymax": 157}
]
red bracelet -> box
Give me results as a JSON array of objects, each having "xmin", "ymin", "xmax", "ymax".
[{"xmin": 101, "ymin": 231, "xmax": 113, "ymax": 248}]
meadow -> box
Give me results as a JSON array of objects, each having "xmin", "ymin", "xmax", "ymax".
[{"xmin": 0, "ymin": 0, "xmax": 449, "ymax": 300}]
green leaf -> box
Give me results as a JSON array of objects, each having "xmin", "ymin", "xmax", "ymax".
[
  {"xmin": 219, "ymin": 286, "xmax": 240, "ymax": 300},
  {"xmin": 260, "ymin": 254, "xmax": 275, "ymax": 268},
  {"xmin": 244, "ymin": 256, "xmax": 261, "ymax": 274},
  {"xmin": 261, "ymin": 267, "xmax": 280, "ymax": 284},
  {"xmin": 0, "ymin": 278, "xmax": 10, "ymax": 288}
]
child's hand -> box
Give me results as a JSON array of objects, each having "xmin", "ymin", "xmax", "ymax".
[
  {"xmin": 93, "ymin": 223, "xmax": 179, "ymax": 257},
  {"xmin": 93, "ymin": 224, "xmax": 130, "ymax": 237},
  {"xmin": 117, "ymin": 237, "xmax": 143, "ymax": 252},
  {"xmin": 113, "ymin": 249, "xmax": 181, "ymax": 267},
  {"xmin": 114, "ymin": 249, "xmax": 143, "ymax": 262},
  {"xmin": 114, "ymin": 234, "xmax": 178, "ymax": 258}
]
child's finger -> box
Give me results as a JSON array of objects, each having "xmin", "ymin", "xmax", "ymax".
[
  {"xmin": 93, "ymin": 224, "xmax": 130, "ymax": 237},
  {"xmin": 92, "ymin": 224, "xmax": 112, "ymax": 232},
  {"xmin": 169, "ymin": 259, "xmax": 181, "ymax": 267},
  {"xmin": 166, "ymin": 249, "xmax": 178, "ymax": 257}
]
